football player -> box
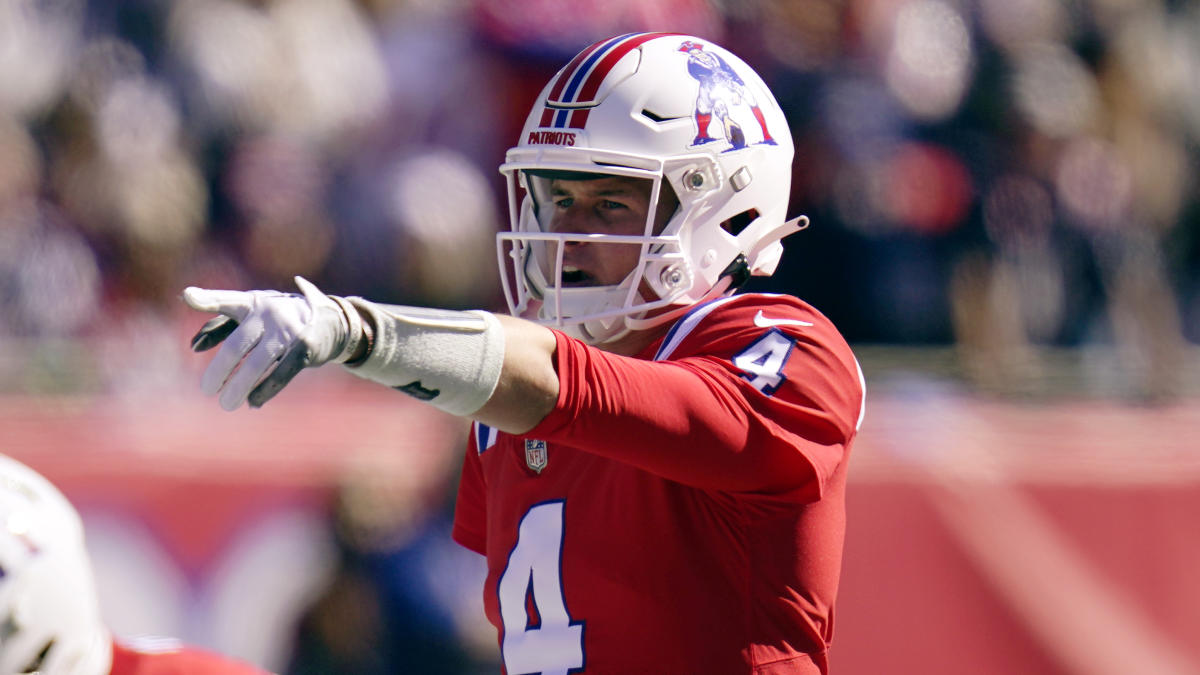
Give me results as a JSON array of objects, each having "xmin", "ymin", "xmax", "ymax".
[
  {"xmin": 184, "ymin": 33, "xmax": 864, "ymax": 674},
  {"xmin": 0, "ymin": 455, "xmax": 273, "ymax": 675}
]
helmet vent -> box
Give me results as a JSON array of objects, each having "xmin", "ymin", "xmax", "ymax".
[
  {"xmin": 21, "ymin": 640, "xmax": 52, "ymax": 673},
  {"xmin": 640, "ymin": 109, "xmax": 682, "ymax": 123},
  {"xmin": 721, "ymin": 209, "xmax": 760, "ymax": 237}
]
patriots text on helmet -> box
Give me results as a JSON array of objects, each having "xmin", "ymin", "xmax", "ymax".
[{"xmin": 527, "ymin": 130, "xmax": 578, "ymax": 146}]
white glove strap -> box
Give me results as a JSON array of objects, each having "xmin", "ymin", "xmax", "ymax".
[{"xmin": 344, "ymin": 298, "xmax": 505, "ymax": 416}]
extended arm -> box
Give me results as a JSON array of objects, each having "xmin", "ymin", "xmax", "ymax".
[
  {"xmin": 343, "ymin": 299, "xmax": 558, "ymax": 432},
  {"xmin": 183, "ymin": 277, "xmax": 559, "ymax": 433},
  {"xmin": 471, "ymin": 314, "xmax": 559, "ymax": 434}
]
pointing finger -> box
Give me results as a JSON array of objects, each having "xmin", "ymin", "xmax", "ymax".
[{"xmin": 182, "ymin": 287, "xmax": 254, "ymax": 319}]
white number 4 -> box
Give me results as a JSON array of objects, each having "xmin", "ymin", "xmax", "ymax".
[
  {"xmin": 733, "ymin": 330, "xmax": 795, "ymax": 395},
  {"xmin": 498, "ymin": 501, "xmax": 584, "ymax": 675}
]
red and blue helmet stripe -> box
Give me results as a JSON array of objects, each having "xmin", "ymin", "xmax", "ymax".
[{"xmin": 538, "ymin": 32, "xmax": 678, "ymax": 130}]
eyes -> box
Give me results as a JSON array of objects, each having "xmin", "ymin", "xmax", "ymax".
[{"xmin": 552, "ymin": 196, "xmax": 632, "ymax": 212}]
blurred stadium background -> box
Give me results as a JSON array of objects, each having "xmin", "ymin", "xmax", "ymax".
[{"xmin": 1, "ymin": 0, "xmax": 1197, "ymax": 673}]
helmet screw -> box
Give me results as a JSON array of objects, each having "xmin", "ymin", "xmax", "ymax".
[
  {"xmin": 686, "ymin": 171, "xmax": 705, "ymax": 189},
  {"xmin": 662, "ymin": 268, "xmax": 684, "ymax": 288}
]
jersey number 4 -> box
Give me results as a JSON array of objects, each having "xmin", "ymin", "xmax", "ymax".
[
  {"xmin": 498, "ymin": 501, "xmax": 584, "ymax": 675},
  {"xmin": 733, "ymin": 329, "xmax": 795, "ymax": 395}
]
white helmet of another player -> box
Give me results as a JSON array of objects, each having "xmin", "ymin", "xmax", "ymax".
[
  {"xmin": 499, "ymin": 32, "xmax": 807, "ymax": 344},
  {"xmin": 0, "ymin": 456, "xmax": 111, "ymax": 675}
]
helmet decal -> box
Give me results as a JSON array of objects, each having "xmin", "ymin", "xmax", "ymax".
[
  {"xmin": 538, "ymin": 32, "xmax": 677, "ymax": 130},
  {"xmin": 678, "ymin": 40, "xmax": 777, "ymax": 150}
]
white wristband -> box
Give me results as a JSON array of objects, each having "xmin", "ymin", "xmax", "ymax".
[
  {"xmin": 343, "ymin": 298, "xmax": 505, "ymax": 416},
  {"xmin": 328, "ymin": 294, "xmax": 364, "ymax": 363}
]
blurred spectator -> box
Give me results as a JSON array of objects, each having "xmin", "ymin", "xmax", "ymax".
[{"xmin": 285, "ymin": 448, "xmax": 498, "ymax": 675}]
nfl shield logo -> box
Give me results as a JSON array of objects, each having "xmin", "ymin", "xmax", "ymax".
[{"xmin": 524, "ymin": 439, "xmax": 548, "ymax": 474}]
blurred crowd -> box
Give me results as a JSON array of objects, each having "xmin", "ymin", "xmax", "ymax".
[
  {"xmin": 0, "ymin": 0, "xmax": 1197, "ymax": 401},
  {"xmin": 1, "ymin": 1, "xmax": 1197, "ymax": 671}
]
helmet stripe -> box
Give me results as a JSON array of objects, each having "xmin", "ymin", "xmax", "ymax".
[
  {"xmin": 549, "ymin": 36, "xmax": 614, "ymax": 101},
  {"xmin": 563, "ymin": 32, "xmax": 677, "ymax": 129},
  {"xmin": 539, "ymin": 32, "xmax": 677, "ymax": 130},
  {"xmin": 558, "ymin": 33, "xmax": 637, "ymax": 104},
  {"xmin": 570, "ymin": 32, "xmax": 674, "ymax": 105},
  {"xmin": 563, "ymin": 32, "xmax": 674, "ymax": 129},
  {"xmin": 567, "ymin": 107, "xmax": 589, "ymax": 129},
  {"xmin": 538, "ymin": 36, "xmax": 612, "ymax": 127},
  {"xmin": 550, "ymin": 33, "xmax": 631, "ymax": 128}
]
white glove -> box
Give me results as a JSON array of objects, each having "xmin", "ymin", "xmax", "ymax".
[{"xmin": 182, "ymin": 276, "xmax": 363, "ymax": 410}]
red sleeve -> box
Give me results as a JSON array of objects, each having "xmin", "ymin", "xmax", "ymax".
[
  {"xmin": 451, "ymin": 425, "xmax": 487, "ymax": 554},
  {"xmin": 527, "ymin": 295, "xmax": 863, "ymax": 501},
  {"xmin": 110, "ymin": 639, "xmax": 271, "ymax": 674}
]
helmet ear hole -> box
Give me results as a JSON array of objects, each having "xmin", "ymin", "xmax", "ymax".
[
  {"xmin": 21, "ymin": 640, "xmax": 53, "ymax": 673},
  {"xmin": 719, "ymin": 254, "xmax": 751, "ymax": 290},
  {"xmin": 720, "ymin": 209, "xmax": 760, "ymax": 237}
]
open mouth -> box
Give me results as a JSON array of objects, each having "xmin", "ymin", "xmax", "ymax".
[{"xmin": 561, "ymin": 266, "xmax": 597, "ymax": 286}]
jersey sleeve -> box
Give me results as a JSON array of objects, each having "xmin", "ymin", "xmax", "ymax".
[
  {"xmin": 528, "ymin": 295, "xmax": 863, "ymax": 502},
  {"xmin": 110, "ymin": 637, "xmax": 273, "ymax": 674},
  {"xmin": 450, "ymin": 424, "xmax": 487, "ymax": 554}
]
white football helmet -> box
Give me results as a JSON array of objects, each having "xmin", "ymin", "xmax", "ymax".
[
  {"xmin": 498, "ymin": 32, "xmax": 807, "ymax": 344},
  {"xmin": 0, "ymin": 456, "xmax": 111, "ymax": 675}
]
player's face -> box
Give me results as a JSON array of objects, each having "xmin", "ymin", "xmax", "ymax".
[{"xmin": 545, "ymin": 175, "xmax": 677, "ymax": 288}]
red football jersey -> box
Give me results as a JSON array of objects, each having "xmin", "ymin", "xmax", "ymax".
[
  {"xmin": 110, "ymin": 637, "xmax": 273, "ymax": 675},
  {"xmin": 453, "ymin": 293, "xmax": 865, "ymax": 675}
]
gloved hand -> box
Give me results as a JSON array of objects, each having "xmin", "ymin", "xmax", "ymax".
[{"xmin": 182, "ymin": 276, "xmax": 363, "ymax": 410}]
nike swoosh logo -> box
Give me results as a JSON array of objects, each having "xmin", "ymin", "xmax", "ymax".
[{"xmin": 754, "ymin": 310, "xmax": 814, "ymax": 328}]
